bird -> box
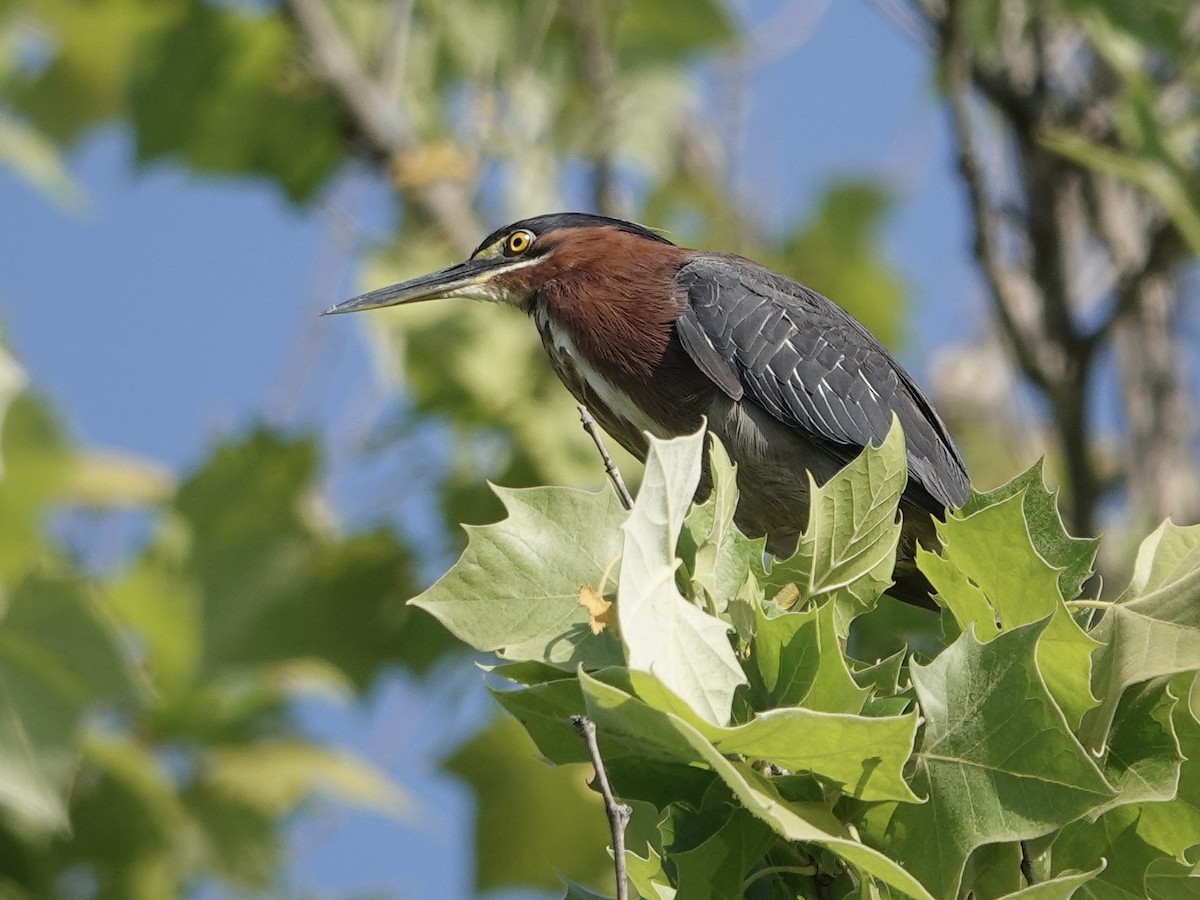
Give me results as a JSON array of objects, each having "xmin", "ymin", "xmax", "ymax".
[{"xmin": 325, "ymin": 212, "xmax": 970, "ymax": 608}]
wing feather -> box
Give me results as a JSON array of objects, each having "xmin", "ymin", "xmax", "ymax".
[{"xmin": 676, "ymin": 254, "xmax": 970, "ymax": 512}]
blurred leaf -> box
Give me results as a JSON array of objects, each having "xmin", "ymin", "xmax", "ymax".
[
  {"xmin": 202, "ymin": 740, "xmax": 408, "ymax": 818},
  {"xmin": 773, "ymin": 180, "xmax": 906, "ymax": 347},
  {"xmin": 67, "ymin": 732, "xmax": 194, "ymax": 898},
  {"xmin": 0, "ymin": 340, "xmax": 28, "ymax": 483},
  {"xmin": 444, "ymin": 713, "xmax": 611, "ymax": 894},
  {"xmin": 618, "ymin": 427, "xmax": 745, "ymax": 726},
  {"xmin": 10, "ymin": 0, "xmax": 182, "ymax": 143},
  {"xmin": 65, "ymin": 450, "xmax": 174, "ymax": 508},
  {"xmin": 617, "ymin": 0, "xmax": 733, "ymax": 64},
  {"xmin": 0, "ymin": 393, "xmax": 72, "ymax": 583},
  {"xmin": 1043, "ymin": 130, "xmax": 1200, "ymax": 256},
  {"xmin": 0, "ymin": 111, "xmax": 82, "ymax": 209},
  {"xmin": 184, "ymin": 784, "xmax": 277, "ymax": 889},
  {"xmin": 0, "ymin": 573, "xmax": 136, "ymax": 834},
  {"xmin": 129, "ymin": 2, "xmax": 346, "ymax": 202}
]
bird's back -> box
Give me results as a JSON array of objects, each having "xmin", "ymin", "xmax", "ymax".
[{"xmin": 674, "ymin": 253, "xmax": 970, "ymax": 518}]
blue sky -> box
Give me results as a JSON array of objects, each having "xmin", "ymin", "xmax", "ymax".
[{"xmin": 0, "ymin": 2, "xmax": 980, "ymax": 896}]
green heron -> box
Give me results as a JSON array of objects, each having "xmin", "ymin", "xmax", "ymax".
[{"xmin": 326, "ymin": 213, "xmax": 970, "ymax": 607}]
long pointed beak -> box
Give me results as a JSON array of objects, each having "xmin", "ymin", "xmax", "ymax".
[{"xmin": 322, "ymin": 259, "xmax": 486, "ymax": 315}]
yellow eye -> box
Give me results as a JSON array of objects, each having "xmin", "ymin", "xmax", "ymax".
[{"xmin": 505, "ymin": 230, "xmax": 534, "ymax": 255}]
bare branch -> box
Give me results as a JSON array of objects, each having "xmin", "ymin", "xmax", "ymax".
[
  {"xmin": 377, "ymin": 0, "xmax": 416, "ymax": 99},
  {"xmin": 285, "ymin": 0, "xmax": 483, "ymax": 254},
  {"xmin": 565, "ymin": 0, "xmax": 627, "ymax": 218},
  {"xmin": 571, "ymin": 716, "xmax": 631, "ymax": 900},
  {"xmin": 940, "ymin": 0, "xmax": 1050, "ymax": 391},
  {"xmin": 579, "ymin": 405, "xmax": 634, "ymax": 510}
]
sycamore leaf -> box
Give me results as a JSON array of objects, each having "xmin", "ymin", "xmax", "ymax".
[
  {"xmin": 875, "ymin": 621, "xmax": 1114, "ymax": 899},
  {"xmin": 202, "ymin": 740, "xmax": 409, "ymax": 818},
  {"xmin": 579, "ymin": 672, "xmax": 935, "ymax": 899},
  {"xmin": 962, "ymin": 461, "xmax": 1098, "ymax": 602},
  {"xmin": 445, "ymin": 713, "xmax": 611, "ymax": 894},
  {"xmin": 753, "ymin": 599, "xmax": 871, "ymax": 714},
  {"xmin": 664, "ymin": 803, "xmax": 776, "ymax": 900},
  {"xmin": 927, "ymin": 492, "xmax": 1100, "ymax": 728},
  {"xmin": 410, "ymin": 484, "xmax": 627, "ymax": 669},
  {"xmin": 618, "ymin": 426, "xmax": 746, "ymax": 726},
  {"xmin": 1099, "ymin": 680, "xmax": 1180, "ymax": 809},
  {"xmin": 0, "ymin": 341, "xmax": 28, "ymax": 482},
  {"xmin": 1084, "ymin": 521, "xmax": 1200, "ymax": 750},
  {"xmin": 1132, "ymin": 695, "xmax": 1200, "ymax": 862},
  {"xmin": 994, "ymin": 863, "xmax": 1106, "ymax": 899},
  {"xmin": 0, "ymin": 573, "xmax": 137, "ymax": 834},
  {"xmin": 764, "ymin": 417, "xmax": 905, "ymax": 631},
  {"xmin": 682, "ymin": 434, "xmax": 763, "ymax": 613}
]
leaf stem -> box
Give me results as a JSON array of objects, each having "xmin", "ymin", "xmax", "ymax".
[
  {"xmin": 739, "ymin": 864, "xmax": 817, "ymax": 897},
  {"xmin": 571, "ymin": 715, "xmax": 630, "ymax": 900},
  {"xmin": 1065, "ymin": 599, "xmax": 1113, "ymax": 609},
  {"xmin": 578, "ymin": 404, "xmax": 634, "ymax": 510}
]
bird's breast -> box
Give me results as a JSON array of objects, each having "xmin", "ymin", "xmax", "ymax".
[{"xmin": 534, "ymin": 310, "xmax": 667, "ymax": 456}]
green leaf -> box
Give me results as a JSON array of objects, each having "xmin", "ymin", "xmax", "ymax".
[
  {"xmin": 773, "ymin": 180, "xmax": 907, "ymax": 347},
  {"xmin": 699, "ymin": 705, "xmax": 920, "ymax": 803},
  {"xmin": 1084, "ymin": 522, "xmax": 1200, "ymax": 750},
  {"xmin": 618, "ymin": 427, "xmax": 745, "ymax": 726},
  {"xmin": 0, "ymin": 573, "xmax": 136, "ymax": 834},
  {"xmin": 202, "ymin": 740, "xmax": 409, "ymax": 818},
  {"xmin": 0, "ymin": 111, "xmax": 84, "ymax": 209},
  {"xmin": 1124, "ymin": 691, "xmax": 1200, "ymax": 862},
  {"xmin": 962, "ymin": 461, "xmax": 1098, "ymax": 602},
  {"xmin": 411, "ymin": 483, "xmax": 627, "ymax": 668},
  {"xmin": 129, "ymin": 2, "xmax": 346, "ymax": 202},
  {"xmin": 562, "ymin": 880, "xmax": 613, "ymax": 900},
  {"xmin": 928, "ymin": 492, "xmax": 1101, "ymax": 728},
  {"xmin": 491, "ymin": 677, "xmax": 590, "ymax": 765},
  {"xmin": 876, "ymin": 621, "xmax": 1114, "ymax": 899},
  {"xmin": 1100, "ymin": 680, "xmax": 1180, "ymax": 808},
  {"xmin": 579, "ymin": 672, "xmax": 936, "ymax": 899},
  {"xmin": 444, "ymin": 713, "xmax": 612, "ymax": 894},
  {"xmin": 764, "ymin": 417, "xmax": 905, "ymax": 630},
  {"xmin": 0, "ymin": 393, "xmax": 72, "ymax": 583},
  {"xmin": 683, "ymin": 434, "xmax": 763, "ymax": 614},
  {"xmin": 754, "ymin": 600, "xmax": 871, "ymax": 713},
  {"xmin": 663, "ymin": 801, "xmax": 776, "ymax": 900},
  {"xmin": 994, "ymin": 863, "xmax": 1106, "ymax": 899}
]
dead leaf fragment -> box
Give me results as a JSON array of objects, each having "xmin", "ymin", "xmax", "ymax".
[{"xmin": 578, "ymin": 585, "xmax": 614, "ymax": 635}]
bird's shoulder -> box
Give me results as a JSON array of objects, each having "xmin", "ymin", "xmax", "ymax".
[{"xmin": 673, "ymin": 253, "xmax": 970, "ymax": 511}]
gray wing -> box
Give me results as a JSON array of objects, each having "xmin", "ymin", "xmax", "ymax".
[{"xmin": 676, "ymin": 254, "xmax": 970, "ymax": 513}]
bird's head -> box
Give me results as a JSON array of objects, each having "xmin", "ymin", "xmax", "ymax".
[{"xmin": 323, "ymin": 212, "xmax": 677, "ymax": 317}]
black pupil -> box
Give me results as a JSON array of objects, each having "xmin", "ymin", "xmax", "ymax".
[{"xmin": 510, "ymin": 234, "xmax": 526, "ymax": 251}]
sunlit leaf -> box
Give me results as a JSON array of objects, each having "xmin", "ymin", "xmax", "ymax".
[{"xmin": 618, "ymin": 427, "xmax": 746, "ymax": 726}]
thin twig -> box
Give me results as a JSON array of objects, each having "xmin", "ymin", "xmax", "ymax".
[
  {"xmin": 1020, "ymin": 840, "xmax": 1037, "ymax": 886},
  {"xmin": 284, "ymin": 0, "xmax": 482, "ymax": 254},
  {"xmin": 571, "ymin": 715, "xmax": 631, "ymax": 900},
  {"xmin": 940, "ymin": 0, "xmax": 1050, "ymax": 392},
  {"xmin": 578, "ymin": 404, "xmax": 634, "ymax": 510}
]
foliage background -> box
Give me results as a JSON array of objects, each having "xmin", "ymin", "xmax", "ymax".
[{"xmin": 0, "ymin": 0, "xmax": 1197, "ymax": 897}]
